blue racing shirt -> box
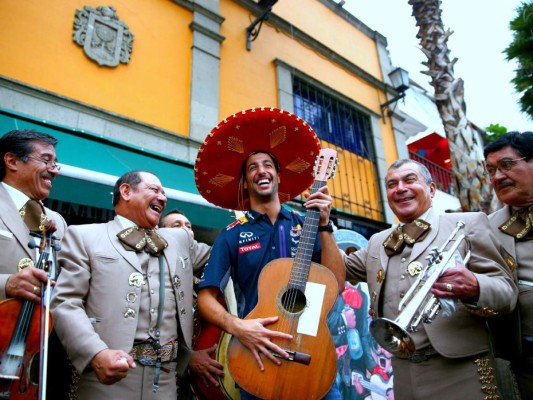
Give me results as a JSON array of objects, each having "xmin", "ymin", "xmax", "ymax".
[{"xmin": 198, "ymin": 206, "xmax": 322, "ymax": 317}]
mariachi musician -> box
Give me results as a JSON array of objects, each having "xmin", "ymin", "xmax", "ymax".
[
  {"xmin": 344, "ymin": 159, "xmax": 517, "ymax": 400},
  {"xmin": 51, "ymin": 170, "xmax": 211, "ymax": 400},
  {"xmin": 0, "ymin": 129, "xmax": 68, "ymax": 399}
]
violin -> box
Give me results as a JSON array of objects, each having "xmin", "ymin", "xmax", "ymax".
[{"xmin": 0, "ymin": 231, "xmax": 60, "ymax": 400}]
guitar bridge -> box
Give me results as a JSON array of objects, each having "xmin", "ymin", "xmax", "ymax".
[{"xmin": 271, "ymin": 349, "xmax": 311, "ymax": 365}]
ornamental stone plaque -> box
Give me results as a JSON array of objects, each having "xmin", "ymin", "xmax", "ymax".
[{"xmin": 73, "ymin": 5, "xmax": 134, "ymax": 67}]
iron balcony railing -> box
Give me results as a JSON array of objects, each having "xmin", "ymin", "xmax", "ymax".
[{"xmin": 409, "ymin": 151, "xmax": 454, "ymax": 195}]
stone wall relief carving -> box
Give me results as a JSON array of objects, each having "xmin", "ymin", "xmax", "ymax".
[{"xmin": 73, "ymin": 5, "xmax": 134, "ymax": 67}]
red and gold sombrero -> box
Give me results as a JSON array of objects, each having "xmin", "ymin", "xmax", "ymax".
[{"xmin": 194, "ymin": 107, "xmax": 321, "ymax": 210}]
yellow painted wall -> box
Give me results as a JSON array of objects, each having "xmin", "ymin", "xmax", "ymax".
[
  {"xmin": 0, "ymin": 0, "xmax": 192, "ymax": 135},
  {"xmin": 219, "ymin": 0, "xmax": 397, "ymax": 221},
  {"xmin": 218, "ymin": 1, "xmax": 394, "ymax": 134},
  {"xmin": 0, "ymin": 0, "xmax": 397, "ymax": 221},
  {"xmin": 275, "ymin": 0, "xmax": 383, "ymax": 81},
  {"xmin": 219, "ymin": 1, "xmax": 386, "ymax": 118},
  {"xmin": 382, "ymin": 123, "xmax": 400, "ymax": 169}
]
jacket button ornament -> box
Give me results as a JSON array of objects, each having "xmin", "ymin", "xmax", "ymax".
[
  {"xmin": 126, "ymin": 292, "xmax": 137, "ymax": 303},
  {"xmin": 18, "ymin": 258, "xmax": 34, "ymax": 271},
  {"xmin": 129, "ymin": 272, "xmax": 145, "ymax": 287},
  {"xmin": 376, "ymin": 269, "xmax": 385, "ymax": 283},
  {"xmin": 407, "ymin": 261, "xmax": 423, "ymax": 276}
]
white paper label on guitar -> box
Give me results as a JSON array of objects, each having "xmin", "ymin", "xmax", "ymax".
[{"xmin": 297, "ymin": 282, "xmax": 326, "ymax": 337}]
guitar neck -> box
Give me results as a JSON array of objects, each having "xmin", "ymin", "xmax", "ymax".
[{"xmin": 289, "ymin": 179, "xmax": 327, "ymax": 290}]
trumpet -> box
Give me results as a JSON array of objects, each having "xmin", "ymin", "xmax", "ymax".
[{"xmin": 370, "ymin": 220, "xmax": 471, "ymax": 357}]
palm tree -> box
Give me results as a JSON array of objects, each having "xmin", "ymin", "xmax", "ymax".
[
  {"xmin": 504, "ymin": 1, "xmax": 533, "ymax": 119},
  {"xmin": 408, "ymin": 0, "xmax": 493, "ymax": 212}
]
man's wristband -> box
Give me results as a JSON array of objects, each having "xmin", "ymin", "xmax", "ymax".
[{"xmin": 318, "ymin": 220, "xmax": 334, "ymax": 233}]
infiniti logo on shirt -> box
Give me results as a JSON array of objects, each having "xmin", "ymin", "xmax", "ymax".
[{"xmin": 239, "ymin": 231, "xmax": 259, "ymax": 244}]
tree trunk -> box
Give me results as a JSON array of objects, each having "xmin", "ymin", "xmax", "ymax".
[{"xmin": 408, "ymin": 0, "xmax": 493, "ymax": 212}]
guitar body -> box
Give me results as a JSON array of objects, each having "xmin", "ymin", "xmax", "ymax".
[
  {"xmin": 191, "ymin": 320, "xmax": 228, "ymax": 400},
  {"xmin": 227, "ymin": 258, "xmax": 338, "ymax": 400},
  {"xmin": 192, "ymin": 294, "xmax": 241, "ymax": 400}
]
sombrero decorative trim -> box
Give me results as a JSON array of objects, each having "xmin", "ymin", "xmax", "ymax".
[{"xmin": 194, "ymin": 107, "xmax": 321, "ymax": 210}]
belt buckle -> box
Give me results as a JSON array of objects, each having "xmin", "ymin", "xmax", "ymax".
[
  {"xmin": 133, "ymin": 339, "xmax": 158, "ymax": 366},
  {"xmin": 131, "ymin": 339, "xmax": 178, "ymax": 366},
  {"xmin": 137, "ymin": 354, "xmax": 157, "ymax": 366}
]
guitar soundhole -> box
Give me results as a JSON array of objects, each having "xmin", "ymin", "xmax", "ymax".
[{"xmin": 281, "ymin": 288, "xmax": 306, "ymax": 314}]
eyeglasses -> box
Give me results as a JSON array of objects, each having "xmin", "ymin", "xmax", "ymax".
[
  {"xmin": 25, "ymin": 156, "xmax": 61, "ymax": 171},
  {"xmin": 485, "ymin": 157, "xmax": 526, "ymax": 177}
]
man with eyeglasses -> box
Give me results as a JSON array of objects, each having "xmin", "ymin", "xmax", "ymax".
[
  {"xmin": 484, "ymin": 131, "xmax": 533, "ymax": 398},
  {"xmin": 0, "ymin": 129, "xmax": 66, "ymax": 301},
  {"xmin": 0, "ymin": 129, "xmax": 70, "ymax": 398}
]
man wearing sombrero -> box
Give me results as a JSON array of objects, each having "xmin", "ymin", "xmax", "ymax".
[{"xmin": 195, "ymin": 107, "xmax": 345, "ymax": 399}]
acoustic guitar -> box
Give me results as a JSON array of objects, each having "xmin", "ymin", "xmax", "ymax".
[{"xmin": 227, "ymin": 149, "xmax": 339, "ymax": 400}]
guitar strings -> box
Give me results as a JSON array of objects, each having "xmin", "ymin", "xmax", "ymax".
[
  {"xmin": 275, "ymin": 152, "xmax": 336, "ymax": 361},
  {"xmin": 278, "ymin": 179, "xmax": 323, "ymax": 353},
  {"xmin": 279, "ymin": 156, "xmax": 321, "ymax": 343}
]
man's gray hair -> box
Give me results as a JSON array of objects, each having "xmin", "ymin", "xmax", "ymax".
[{"xmin": 388, "ymin": 159, "xmax": 434, "ymax": 185}]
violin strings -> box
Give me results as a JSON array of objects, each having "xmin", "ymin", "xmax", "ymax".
[{"xmin": 1, "ymin": 237, "xmax": 51, "ymax": 379}]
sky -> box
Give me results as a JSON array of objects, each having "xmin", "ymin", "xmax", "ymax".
[{"xmin": 344, "ymin": 0, "xmax": 532, "ymax": 132}]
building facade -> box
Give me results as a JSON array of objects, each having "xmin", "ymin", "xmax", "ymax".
[{"xmin": 0, "ymin": 0, "xmax": 402, "ymax": 240}]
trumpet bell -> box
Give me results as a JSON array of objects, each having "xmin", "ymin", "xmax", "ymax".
[{"xmin": 370, "ymin": 318, "xmax": 416, "ymax": 358}]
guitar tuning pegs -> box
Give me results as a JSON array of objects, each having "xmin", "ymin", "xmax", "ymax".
[{"xmin": 331, "ymin": 163, "xmax": 338, "ymax": 178}]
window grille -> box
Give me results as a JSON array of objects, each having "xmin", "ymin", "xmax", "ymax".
[
  {"xmin": 293, "ymin": 77, "xmax": 374, "ymax": 160},
  {"xmin": 292, "ymin": 77, "xmax": 383, "ymax": 221}
]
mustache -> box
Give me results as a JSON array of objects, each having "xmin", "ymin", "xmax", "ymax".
[
  {"xmin": 42, "ymin": 172, "xmax": 55, "ymax": 181},
  {"xmin": 496, "ymin": 180, "xmax": 514, "ymax": 189}
]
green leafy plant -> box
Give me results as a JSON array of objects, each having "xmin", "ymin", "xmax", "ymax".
[
  {"xmin": 484, "ymin": 123, "xmax": 508, "ymax": 143},
  {"xmin": 504, "ymin": 1, "xmax": 533, "ymax": 118}
]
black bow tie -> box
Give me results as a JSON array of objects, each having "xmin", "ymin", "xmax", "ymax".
[
  {"xmin": 117, "ymin": 227, "xmax": 168, "ymax": 256},
  {"xmin": 382, "ymin": 219, "xmax": 431, "ymax": 256}
]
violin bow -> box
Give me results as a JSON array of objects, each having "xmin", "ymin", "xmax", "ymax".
[{"xmin": 37, "ymin": 230, "xmax": 58, "ymax": 400}]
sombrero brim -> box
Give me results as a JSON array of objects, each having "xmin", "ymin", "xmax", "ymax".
[{"xmin": 194, "ymin": 107, "xmax": 321, "ymax": 210}]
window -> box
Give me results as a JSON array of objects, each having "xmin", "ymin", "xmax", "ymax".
[
  {"xmin": 292, "ymin": 76, "xmax": 383, "ymax": 222},
  {"xmin": 293, "ymin": 77, "xmax": 373, "ymax": 160}
]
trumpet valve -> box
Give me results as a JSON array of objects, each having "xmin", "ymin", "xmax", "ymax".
[{"xmin": 422, "ymin": 300, "xmax": 441, "ymax": 323}]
